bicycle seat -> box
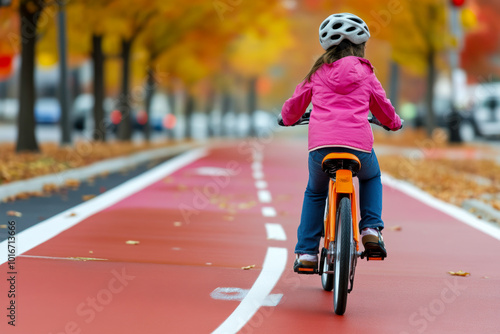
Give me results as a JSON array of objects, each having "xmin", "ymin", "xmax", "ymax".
[{"xmin": 321, "ymin": 153, "xmax": 361, "ymax": 178}]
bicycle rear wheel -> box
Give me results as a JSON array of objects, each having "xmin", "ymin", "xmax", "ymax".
[{"xmin": 333, "ymin": 196, "xmax": 352, "ymax": 315}]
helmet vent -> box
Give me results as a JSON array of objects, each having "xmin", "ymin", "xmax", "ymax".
[
  {"xmin": 346, "ymin": 26, "xmax": 356, "ymax": 32},
  {"xmin": 320, "ymin": 20, "xmax": 330, "ymax": 30},
  {"xmin": 364, "ymin": 25, "xmax": 369, "ymax": 32},
  {"xmin": 331, "ymin": 34, "xmax": 341, "ymax": 40},
  {"xmin": 334, "ymin": 14, "xmax": 343, "ymax": 17},
  {"xmin": 357, "ymin": 31, "xmax": 365, "ymax": 36},
  {"xmin": 348, "ymin": 17, "xmax": 363, "ymax": 24},
  {"xmin": 332, "ymin": 23, "xmax": 343, "ymax": 29},
  {"xmin": 321, "ymin": 32, "xmax": 328, "ymax": 38}
]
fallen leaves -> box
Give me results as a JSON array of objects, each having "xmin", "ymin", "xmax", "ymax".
[
  {"xmin": 6, "ymin": 210, "xmax": 22, "ymax": 217},
  {"xmin": 65, "ymin": 179, "xmax": 80, "ymax": 189},
  {"xmin": 0, "ymin": 141, "xmax": 178, "ymax": 186},
  {"xmin": 388, "ymin": 225, "xmax": 402, "ymax": 231},
  {"xmin": 125, "ymin": 240, "xmax": 140, "ymax": 245},
  {"xmin": 241, "ymin": 265, "xmax": 255, "ymax": 270},
  {"xmin": 378, "ymin": 155, "xmax": 500, "ymax": 211},
  {"xmin": 0, "ymin": 224, "xmax": 7, "ymax": 228},
  {"xmin": 448, "ymin": 270, "xmax": 470, "ymax": 277},
  {"xmin": 82, "ymin": 194, "xmax": 96, "ymax": 201}
]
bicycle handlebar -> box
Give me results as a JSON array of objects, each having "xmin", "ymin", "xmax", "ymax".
[{"xmin": 278, "ymin": 110, "xmax": 403, "ymax": 131}]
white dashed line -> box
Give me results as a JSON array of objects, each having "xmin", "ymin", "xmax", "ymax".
[
  {"xmin": 265, "ymin": 223, "xmax": 287, "ymax": 241},
  {"xmin": 210, "ymin": 287, "xmax": 283, "ymax": 306},
  {"xmin": 252, "ymin": 171, "xmax": 264, "ymax": 180},
  {"xmin": 251, "ymin": 161, "xmax": 262, "ymax": 171},
  {"xmin": 257, "ymin": 190, "xmax": 272, "ymax": 203},
  {"xmin": 262, "ymin": 207, "xmax": 277, "ymax": 217},
  {"xmin": 255, "ymin": 180, "xmax": 268, "ymax": 189}
]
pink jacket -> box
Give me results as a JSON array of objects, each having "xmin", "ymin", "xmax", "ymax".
[{"xmin": 281, "ymin": 56, "xmax": 401, "ymax": 152}]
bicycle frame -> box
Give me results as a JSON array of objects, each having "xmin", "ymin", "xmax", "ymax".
[{"xmin": 324, "ymin": 167, "xmax": 360, "ymax": 253}]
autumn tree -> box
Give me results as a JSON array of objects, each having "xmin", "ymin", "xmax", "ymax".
[{"xmin": 5, "ymin": 0, "xmax": 51, "ymax": 152}]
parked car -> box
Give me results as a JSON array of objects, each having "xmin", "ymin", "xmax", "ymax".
[
  {"xmin": 133, "ymin": 93, "xmax": 172, "ymax": 132},
  {"xmin": 469, "ymin": 96, "xmax": 500, "ymax": 139},
  {"xmin": 0, "ymin": 98, "xmax": 18, "ymax": 122},
  {"xmin": 35, "ymin": 98, "xmax": 60, "ymax": 124},
  {"xmin": 72, "ymin": 93, "xmax": 114, "ymax": 130}
]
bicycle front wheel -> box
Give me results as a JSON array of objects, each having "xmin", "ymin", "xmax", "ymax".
[{"xmin": 333, "ymin": 196, "xmax": 352, "ymax": 315}]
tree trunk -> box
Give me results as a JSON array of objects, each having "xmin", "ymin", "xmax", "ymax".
[
  {"xmin": 388, "ymin": 61, "xmax": 400, "ymax": 112},
  {"xmin": 117, "ymin": 38, "xmax": 133, "ymax": 141},
  {"xmin": 204, "ymin": 88, "xmax": 215, "ymax": 137},
  {"xmin": 57, "ymin": 4, "xmax": 71, "ymax": 146},
  {"xmin": 184, "ymin": 93, "xmax": 195, "ymax": 140},
  {"xmin": 220, "ymin": 92, "xmax": 232, "ymax": 137},
  {"xmin": 425, "ymin": 49, "xmax": 436, "ymax": 136},
  {"xmin": 144, "ymin": 67, "xmax": 155, "ymax": 142},
  {"xmin": 92, "ymin": 34, "xmax": 106, "ymax": 141},
  {"xmin": 16, "ymin": 1, "xmax": 41, "ymax": 152},
  {"xmin": 247, "ymin": 77, "xmax": 257, "ymax": 137}
]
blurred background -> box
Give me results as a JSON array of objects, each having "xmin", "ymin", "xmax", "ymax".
[{"xmin": 0, "ymin": 0, "xmax": 499, "ymax": 152}]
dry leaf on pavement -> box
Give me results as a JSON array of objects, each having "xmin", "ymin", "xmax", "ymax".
[
  {"xmin": 448, "ymin": 270, "xmax": 470, "ymax": 277},
  {"xmin": 241, "ymin": 265, "xmax": 255, "ymax": 270},
  {"xmin": 6, "ymin": 210, "xmax": 22, "ymax": 217},
  {"xmin": 125, "ymin": 240, "xmax": 140, "ymax": 245},
  {"xmin": 82, "ymin": 195, "xmax": 96, "ymax": 201}
]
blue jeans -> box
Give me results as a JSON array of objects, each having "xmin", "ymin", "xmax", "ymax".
[{"xmin": 295, "ymin": 147, "xmax": 384, "ymax": 255}]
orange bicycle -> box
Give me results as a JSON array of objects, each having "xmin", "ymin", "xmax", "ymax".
[{"xmin": 279, "ymin": 112, "xmax": 389, "ymax": 315}]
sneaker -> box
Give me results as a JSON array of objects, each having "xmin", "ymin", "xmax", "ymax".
[
  {"xmin": 361, "ymin": 228, "xmax": 387, "ymax": 259},
  {"xmin": 293, "ymin": 254, "xmax": 318, "ymax": 274}
]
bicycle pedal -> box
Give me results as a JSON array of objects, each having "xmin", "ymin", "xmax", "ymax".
[
  {"xmin": 361, "ymin": 251, "xmax": 386, "ymax": 261},
  {"xmin": 293, "ymin": 260, "xmax": 318, "ymax": 274},
  {"xmin": 295, "ymin": 267, "xmax": 318, "ymax": 275}
]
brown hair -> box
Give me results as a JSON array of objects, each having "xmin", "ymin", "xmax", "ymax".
[{"xmin": 304, "ymin": 39, "xmax": 366, "ymax": 82}]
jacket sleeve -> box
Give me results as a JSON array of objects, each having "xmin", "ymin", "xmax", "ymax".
[
  {"xmin": 281, "ymin": 80, "xmax": 313, "ymax": 126},
  {"xmin": 369, "ymin": 76, "xmax": 401, "ymax": 130}
]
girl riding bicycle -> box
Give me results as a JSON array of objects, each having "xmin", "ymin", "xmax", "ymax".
[{"xmin": 279, "ymin": 13, "xmax": 402, "ymax": 272}]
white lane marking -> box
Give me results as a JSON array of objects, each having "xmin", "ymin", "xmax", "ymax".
[
  {"xmin": 265, "ymin": 223, "xmax": 287, "ymax": 241},
  {"xmin": 257, "ymin": 190, "xmax": 272, "ymax": 203},
  {"xmin": 252, "ymin": 152, "xmax": 263, "ymax": 162},
  {"xmin": 255, "ymin": 180, "xmax": 268, "ymax": 189},
  {"xmin": 210, "ymin": 287, "xmax": 283, "ymax": 307},
  {"xmin": 195, "ymin": 167, "xmax": 237, "ymax": 177},
  {"xmin": 211, "ymin": 247, "xmax": 287, "ymax": 334},
  {"xmin": 0, "ymin": 148, "xmax": 209, "ymax": 265},
  {"xmin": 261, "ymin": 207, "xmax": 277, "ymax": 217},
  {"xmin": 252, "ymin": 171, "xmax": 264, "ymax": 180},
  {"xmin": 251, "ymin": 161, "xmax": 262, "ymax": 171},
  {"xmin": 382, "ymin": 174, "xmax": 500, "ymax": 241}
]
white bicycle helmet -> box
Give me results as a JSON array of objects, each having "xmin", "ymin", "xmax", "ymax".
[{"xmin": 319, "ymin": 13, "xmax": 370, "ymax": 50}]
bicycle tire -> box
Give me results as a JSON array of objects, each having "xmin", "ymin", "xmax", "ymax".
[
  {"xmin": 333, "ymin": 196, "xmax": 352, "ymax": 315},
  {"xmin": 321, "ymin": 247, "xmax": 333, "ymax": 291}
]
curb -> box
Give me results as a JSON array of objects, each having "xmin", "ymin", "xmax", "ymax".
[
  {"xmin": 462, "ymin": 199, "xmax": 500, "ymax": 223},
  {"xmin": 0, "ymin": 141, "xmax": 202, "ymax": 201}
]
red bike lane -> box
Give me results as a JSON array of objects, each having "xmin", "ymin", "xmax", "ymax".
[{"xmin": 1, "ymin": 140, "xmax": 499, "ymax": 334}]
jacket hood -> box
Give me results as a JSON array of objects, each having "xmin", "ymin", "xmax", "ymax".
[{"xmin": 318, "ymin": 56, "xmax": 373, "ymax": 95}]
